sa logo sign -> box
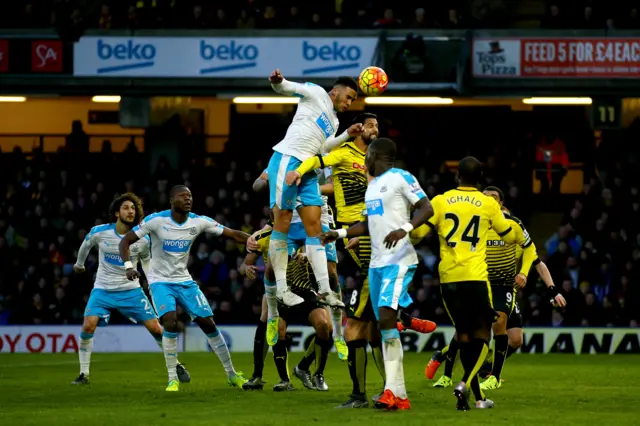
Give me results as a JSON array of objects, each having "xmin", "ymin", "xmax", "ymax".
[{"xmin": 31, "ymin": 40, "xmax": 63, "ymax": 72}]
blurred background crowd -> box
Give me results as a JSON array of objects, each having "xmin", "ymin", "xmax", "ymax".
[
  {"xmin": 3, "ymin": 0, "xmax": 640, "ymax": 31},
  {"xmin": 1, "ymin": 104, "xmax": 639, "ymax": 329}
]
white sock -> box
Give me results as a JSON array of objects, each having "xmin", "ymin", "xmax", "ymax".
[
  {"xmin": 155, "ymin": 334, "xmax": 180, "ymax": 365},
  {"xmin": 207, "ymin": 331, "xmax": 236, "ymax": 377},
  {"xmin": 331, "ymin": 307, "xmax": 343, "ymax": 339},
  {"xmin": 381, "ymin": 329, "xmax": 403, "ymax": 396},
  {"xmin": 305, "ymin": 237, "xmax": 331, "ymax": 294},
  {"xmin": 269, "ymin": 231, "xmax": 289, "ymax": 294},
  {"xmin": 79, "ymin": 331, "xmax": 93, "ymax": 375},
  {"xmin": 163, "ymin": 331, "xmax": 179, "ymax": 382},
  {"xmin": 264, "ymin": 278, "xmax": 279, "ymax": 319}
]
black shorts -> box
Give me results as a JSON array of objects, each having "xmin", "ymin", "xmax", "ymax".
[
  {"xmin": 490, "ymin": 284, "xmax": 516, "ymax": 315},
  {"xmin": 440, "ymin": 281, "xmax": 497, "ymax": 332},
  {"xmin": 507, "ymin": 301, "xmax": 523, "ymax": 329},
  {"xmin": 336, "ymin": 220, "xmax": 375, "ymax": 322},
  {"xmin": 278, "ymin": 289, "xmax": 324, "ymax": 326}
]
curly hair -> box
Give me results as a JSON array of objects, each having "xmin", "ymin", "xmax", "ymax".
[{"xmin": 109, "ymin": 192, "xmax": 144, "ymax": 225}]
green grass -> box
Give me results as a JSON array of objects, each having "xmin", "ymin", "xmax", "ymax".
[{"xmin": 1, "ymin": 352, "xmax": 639, "ymax": 425}]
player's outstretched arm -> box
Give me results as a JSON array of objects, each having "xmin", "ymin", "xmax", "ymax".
[
  {"xmin": 270, "ymin": 69, "xmax": 310, "ymax": 97},
  {"xmin": 383, "ymin": 197, "xmax": 433, "ymax": 249},
  {"xmin": 119, "ymin": 231, "xmax": 141, "ymax": 281},
  {"xmin": 321, "ymin": 219, "xmax": 369, "ymax": 245},
  {"xmin": 253, "ymin": 171, "xmax": 268, "ymax": 192},
  {"xmin": 320, "ymin": 182, "xmax": 334, "ymax": 196},
  {"xmin": 322, "ymin": 123, "xmax": 364, "ymax": 153},
  {"xmin": 221, "ymin": 227, "xmax": 251, "ymax": 244}
]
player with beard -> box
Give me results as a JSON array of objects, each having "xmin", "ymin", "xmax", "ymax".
[
  {"xmin": 287, "ymin": 115, "xmax": 435, "ymax": 408},
  {"xmin": 72, "ymin": 193, "xmax": 190, "ymax": 385},
  {"xmin": 119, "ymin": 185, "xmax": 250, "ymax": 391}
]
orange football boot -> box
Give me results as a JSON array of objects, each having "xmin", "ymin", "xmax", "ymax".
[
  {"xmin": 374, "ymin": 389, "xmax": 397, "ymax": 410},
  {"xmin": 396, "ymin": 318, "xmax": 437, "ymax": 334}
]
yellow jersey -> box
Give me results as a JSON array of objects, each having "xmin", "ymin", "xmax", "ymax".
[
  {"xmin": 427, "ymin": 187, "xmax": 521, "ymax": 283},
  {"xmin": 486, "ymin": 212, "xmax": 538, "ymax": 286},
  {"xmin": 251, "ymin": 230, "xmax": 316, "ymax": 292},
  {"xmin": 296, "ymin": 142, "xmax": 367, "ymax": 223}
]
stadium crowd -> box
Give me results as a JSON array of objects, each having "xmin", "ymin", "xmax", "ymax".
[
  {"xmin": 1, "ymin": 116, "xmax": 639, "ymax": 328},
  {"xmin": 4, "ymin": 1, "xmax": 640, "ymax": 31}
]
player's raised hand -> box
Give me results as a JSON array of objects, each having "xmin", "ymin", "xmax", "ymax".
[
  {"xmin": 515, "ymin": 273, "xmax": 527, "ymax": 288},
  {"xmin": 384, "ymin": 229, "xmax": 407, "ymax": 249},
  {"xmin": 553, "ymin": 293, "xmax": 567, "ymax": 308},
  {"xmin": 347, "ymin": 123, "xmax": 364, "ymax": 137},
  {"xmin": 320, "ymin": 231, "xmax": 340, "ymax": 245},
  {"xmin": 345, "ymin": 237, "xmax": 360, "ymax": 250},
  {"xmin": 285, "ymin": 170, "xmax": 302, "ymax": 186},
  {"xmin": 126, "ymin": 267, "xmax": 140, "ymax": 281},
  {"xmin": 269, "ymin": 69, "xmax": 283, "ymax": 84},
  {"xmin": 73, "ymin": 264, "xmax": 85, "ymax": 274}
]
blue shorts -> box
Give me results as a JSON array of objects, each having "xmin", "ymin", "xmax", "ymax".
[
  {"xmin": 288, "ymin": 222, "xmax": 337, "ymax": 263},
  {"xmin": 150, "ymin": 281, "xmax": 213, "ymax": 320},
  {"xmin": 267, "ymin": 151, "xmax": 323, "ymax": 210},
  {"xmin": 368, "ymin": 264, "xmax": 417, "ymax": 319},
  {"xmin": 84, "ymin": 287, "xmax": 157, "ymax": 326}
]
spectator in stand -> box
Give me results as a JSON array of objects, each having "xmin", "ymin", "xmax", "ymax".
[
  {"xmin": 374, "ymin": 8, "xmax": 401, "ymax": 28},
  {"xmin": 535, "ymin": 134, "xmax": 569, "ymax": 200}
]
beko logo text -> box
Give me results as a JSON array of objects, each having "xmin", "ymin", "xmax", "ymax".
[
  {"xmin": 199, "ymin": 40, "xmax": 258, "ymax": 74},
  {"xmin": 96, "ymin": 40, "xmax": 156, "ymax": 73},
  {"xmin": 302, "ymin": 41, "xmax": 363, "ymax": 75}
]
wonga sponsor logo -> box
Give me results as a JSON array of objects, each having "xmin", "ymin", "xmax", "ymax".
[
  {"xmin": 472, "ymin": 39, "xmax": 521, "ymax": 77},
  {"xmin": 96, "ymin": 39, "xmax": 156, "ymax": 74},
  {"xmin": 366, "ymin": 199, "xmax": 384, "ymax": 216},
  {"xmin": 199, "ymin": 40, "xmax": 258, "ymax": 74},
  {"xmin": 302, "ymin": 40, "xmax": 366, "ymax": 75},
  {"xmin": 315, "ymin": 112, "xmax": 335, "ymax": 139},
  {"xmin": 163, "ymin": 239, "xmax": 191, "ymax": 253},
  {"xmin": 103, "ymin": 252, "xmax": 124, "ymax": 266}
]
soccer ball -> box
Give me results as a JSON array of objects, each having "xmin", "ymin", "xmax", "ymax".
[{"xmin": 358, "ymin": 66, "xmax": 388, "ymax": 96}]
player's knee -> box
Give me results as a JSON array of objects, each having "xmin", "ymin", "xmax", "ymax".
[
  {"xmin": 273, "ymin": 209, "xmax": 292, "ymax": 231},
  {"xmin": 493, "ymin": 314, "xmax": 508, "ymax": 334},
  {"xmin": 509, "ymin": 332, "xmax": 523, "ymax": 349},
  {"xmin": 82, "ymin": 318, "xmax": 98, "ymax": 334},
  {"xmin": 145, "ymin": 320, "xmax": 163, "ymax": 337},
  {"xmin": 161, "ymin": 312, "xmax": 179, "ymax": 332},
  {"xmin": 315, "ymin": 320, "xmax": 331, "ymax": 340}
]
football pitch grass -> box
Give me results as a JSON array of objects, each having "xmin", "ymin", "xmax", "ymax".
[{"xmin": 2, "ymin": 352, "xmax": 639, "ymax": 426}]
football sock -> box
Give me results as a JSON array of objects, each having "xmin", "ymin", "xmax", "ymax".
[
  {"xmin": 273, "ymin": 339, "xmax": 290, "ymax": 381},
  {"xmin": 269, "ymin": 231, "xmax": 289, "ymax": 295},
  {"xmin": 305, "ymin": 236, "xmax": 331, "ymax": 294},
  {"xmin": 162, "ymin": 330, "xmax": 179, "ymax": 381},
  {"xmin": 506, "ymin": 344, "xmax": 518, "ymax": 358},
  {"xmin": 347, "ymin": 339, "xmax": 367, "ymax": 395},
  {"xmin": 206, "ymin": 330, "xmax": 236, "ymax": 377},
  {"xmin": 460, "ymin": 338, "xmax": 489, "ymax": 388},
  {"xmin": 79, "ymin": 331, "xmax": 93, "ymax": 375},
  {"xmin": 470, "ymin": 374, "xmax": 485, "ymax": 401},
  {"xmin": 314, "ymin": 336, "xmax": 333, "ymax": 375},
  {"xmin": 252, "ymin": 320, "xmax": 268, "ymax": 378},
  {"xmin": 370, "ymin": 340, "xmax": 386, "ymax": 382},
  {"xmin": 492, "ymin": 334, "xmax": 509, "ymax": 381},
  {"xmin": 264, "ymin": 278, "xmax": 279, "ymax": 319},
  {"xmin": 444, "ymin": 337, "xmax": 459, "ymax": 378},
  {"xmin": 297, "ymin": 337, "xmax": 316, "ymax": 371},
  {"xmin": 381, "ymin": 328, "xmax": 404, "ymax": 397},
  {"xmin": 398, "ymin": 310, "xmax": 413, "ymax": 328}
]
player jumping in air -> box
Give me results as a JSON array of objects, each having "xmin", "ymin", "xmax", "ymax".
[
  {"xmin": 322, "ymin": 138, "xmax": 434, "ymax": 411},
  {"xmin": 428, "ymin": 186, "xmax": 567, "ymax": 389},
  {"xmin": 266, "ymin": 69, "xmax": 364, "ymax": 326},
  {"xmin": 288, "ymin": 114, "xmax": 435, "ymax": 408},
  {"xmin": 119, "ymin": 185, "xmax": 250, "ymax": 392},
  {"xmin": 253, "ymin": 169, "xmax": 345, "ymax": 352},
  {"xmin": 423, "ymin": 157, "xmax": 530, "ymax": 410},
  {"xmin": 72, "ymin": 193, "xmax": 190, "ymax": 385}
]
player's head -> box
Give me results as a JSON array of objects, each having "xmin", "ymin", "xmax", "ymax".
[
  {"xmin": 353, "ymin": 113, "xmax": 379, "ymax": 145},
  {"xmin": 330, "ymin": 77, "xmax": 358, "ymax": 112},
  {"xmin": 483, "ymin": 186, "xmax": 504, "ymax": 206},
  {"xmin": 457, "ymin": 156, "xmax": 483, "ymax": 187},
  {"xmin": 109, "ymin": 193, "xmax": 144, "ymax": 227},
  {"xmin": 365, "ymin": 137, "xmax": 396, "ymax": 177},
  {"xmin": 169, "ymin": 185, "xmax": 193, "ymax": 213}
]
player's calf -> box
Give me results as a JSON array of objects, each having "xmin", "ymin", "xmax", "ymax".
[{"xmin": 73, "ymin": 316, "xmax": 99, "ymax": 384}]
